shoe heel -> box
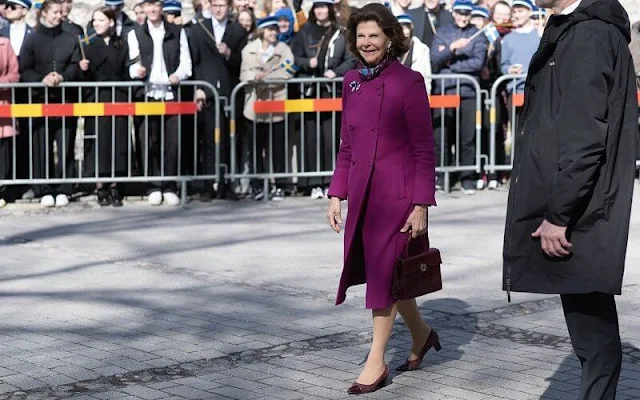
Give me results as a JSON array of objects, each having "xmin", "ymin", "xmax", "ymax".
[{"xmin": 434, "ymin": 341, "xmax": 442, "ymax": 351}]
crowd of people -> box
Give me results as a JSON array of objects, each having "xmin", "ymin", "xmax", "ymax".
[{"xmin": 0, "ymin": 0, "xmax": 637, "ymax": 208}]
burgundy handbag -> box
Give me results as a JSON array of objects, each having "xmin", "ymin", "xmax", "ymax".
[{"xmin": 392, "ymin": 234, "xmax": 443, "ymax": 300}]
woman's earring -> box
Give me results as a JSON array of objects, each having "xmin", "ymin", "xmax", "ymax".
[{"xmin": 388, "ymin": 42, "xmax": 392, "ymax": 49}]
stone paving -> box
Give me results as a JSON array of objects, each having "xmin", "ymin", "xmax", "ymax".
[{"xmin": 1, "ymin": 187, "xmax": 640, "ymax": 399}]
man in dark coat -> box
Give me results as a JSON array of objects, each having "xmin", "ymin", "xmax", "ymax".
[
  {"xmin": 406, "ymin": 0, "xmax": 453, "ymax": 49},
  {"xmin": 503, "ymin": 0, "xmax": 639, "ymax": 397},
  {"xmin": 190, "ymin": 0, "xmax": 247, "ymax": 200}
]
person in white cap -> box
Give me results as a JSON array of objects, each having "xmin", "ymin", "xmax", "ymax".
[
  {"xmin": 396, "ymin": 14, "xmax": 431, "ymax": 91},
  {"xmin": 0, "ymin": 0, "xmax": 33, "ymax": 57}
]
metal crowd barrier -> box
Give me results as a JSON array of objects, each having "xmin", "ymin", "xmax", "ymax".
[
  {"xmin": 228, "ymin": 75, "xmax": 484, "ymax": 199},
  {"xmin": 487, "ymin": 73, "xmax": 640, "ymax": 177},
  {"xmin": 0, "ymin": 81, "xmax": 220, "ymax": 204}
]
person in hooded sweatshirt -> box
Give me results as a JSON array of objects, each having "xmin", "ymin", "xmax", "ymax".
[{"xmin": 502, "ymin": 0, "xmax": 639, "ymax": 397}]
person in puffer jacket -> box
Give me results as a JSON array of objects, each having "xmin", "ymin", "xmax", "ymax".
[
  {"xmin": 430, "ymin": 0, "xmax": 487, "ymax": 193},
  {"xmin": 275, "ymin": 7, "xmax": 294, "ymax": 44}
]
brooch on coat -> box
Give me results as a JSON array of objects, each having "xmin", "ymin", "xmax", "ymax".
[{"xmin": 349, "ymin": 80, "xmax": 360, "ymax": 92}]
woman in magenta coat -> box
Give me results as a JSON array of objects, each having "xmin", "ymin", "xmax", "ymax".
[{"xmin": 326, "ymin": 3, "xmax": 439, "ymax": 395}]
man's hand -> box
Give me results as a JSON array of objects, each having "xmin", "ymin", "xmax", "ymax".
[
  {"xmin": 531, "ymin": 220, "xmax": 573, "ymax": 257},
  {"xmin": 449, "ymin": 38, "xmax": 470, "ymax": 52},
  {"xmin": 216, "ymin": 42, "xmax": 231, "ymax": 58},
  {"xmin": 194, "ymin": 89, "xmax": 207, "ymax": 111},
  {"xmin": 169, "ymin": 74, "xmax": 180, "ymax": 85},
  {"xmin": 42, "ymin": 73, "xmax": 57, "ymax": 87},
  {"xmin": 324, "ymin": 70, "xmax": 336, "ymax": 79},
  {"xmin": 309, "ymin": 57, "xmax": 318, "ymax": 69},
  {"xmin": 137, "ymin": 66, "xmax": 147, "ymax": 79}
]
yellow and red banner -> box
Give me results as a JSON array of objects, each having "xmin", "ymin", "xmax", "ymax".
[{"xmin": 0, "ymin": 102, "xmax": 198, "ymax": 118}]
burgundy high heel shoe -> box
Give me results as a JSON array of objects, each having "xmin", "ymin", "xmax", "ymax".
[
  {"xmin": 396, "ymin": 329, "xmax": 441, "ymax": 372},
  {"xmin": 347, "ymin": 365, "xmax": 389, "ymax": 395}
]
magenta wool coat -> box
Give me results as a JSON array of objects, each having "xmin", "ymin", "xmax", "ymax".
[{"xmin": 328, "ymin": 60, "xmax": 437, "ymax": 309}]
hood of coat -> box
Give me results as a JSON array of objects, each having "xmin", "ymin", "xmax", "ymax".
[{"xmin": 570, "ymin": 0, "xmax": 631, "ymax": 43}]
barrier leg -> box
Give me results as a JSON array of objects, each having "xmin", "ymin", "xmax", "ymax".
[
  {"xmin": 263, "ymin": 178, "xmax": 269, "ymax": 203},
  {"xmin": 444, "ymin": 172, "xmax": 451, "ymax": 193},
  {"xmin": 180, "ymin": 179, "xmax": 187, "ymax": 206}
]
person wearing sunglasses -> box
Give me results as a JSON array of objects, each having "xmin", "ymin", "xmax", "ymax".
[{"xmin": 0, "ymin": 0, "xmax": 33, "ymax": 57}]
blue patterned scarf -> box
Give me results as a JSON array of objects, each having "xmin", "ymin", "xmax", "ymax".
[{"xmin": 357, "ymin": 56, "xmax": 394, "ymax": 81}]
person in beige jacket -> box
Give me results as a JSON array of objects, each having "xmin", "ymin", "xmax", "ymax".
[{"xmin": 240, "ymin": 16, "xmax": 295, "ymax": 200}]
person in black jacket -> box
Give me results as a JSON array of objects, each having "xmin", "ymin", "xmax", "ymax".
[
  {"xmin": 79, "ymin": 6, "xmax": 129, "ymax": 207},
  {"xmin": 406, "ymin": 0, "xmax": 453, "ymax": 49},
  {"xmin": 127, "ymin": 0, "xmax": 192, "ymax": 206},
  {"xmin": 60, "ymin": 0, "xmax": 82, "ymax": 36},
  {"xmin": 503, "ymin": 0, "xmax": 639, "ymax": 397},
  {"xmin": 291, "ymin": 0, "xmax": 355, "ymax": 199},
  {"xmin": 191, "ymin": 0, "xmax": 247, "ymax": 200},
  {"xmin": 19, "ymin": 0, "xmax": 81, "ymax": 207}
]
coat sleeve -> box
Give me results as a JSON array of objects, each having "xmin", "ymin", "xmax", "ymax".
[
  {"xmin": 500, "ymin": 37, "xmax": 512, "ymax": 75},
  {"xmin": 61, "ymin": 40, "xmax": 81, "ymax": 82},
  {"xmin": 544, "ymin": 26, "xmax": 612, "ymax": 227},
  {"xmin": 327, "ymin": 76, "xmax": 351, "ymax": 200},
  {"xmin": 291, "ymin": 31, "xmax": 312, "ymax": 71},
  {"xmin": 0, "ymin": 43, "xmax": 20, "ymax": 84},
  {"xmin": 449, "ymin": 35, "xmax": 487, "ymax": 73},
  {"xmin": 332, "ymin": 35, "xmax": 356, "ymax": 76},
  {"xmin": 404, "ymin": 72, "xmax": 437, "ymax": 206},
  {"xmin": 430, "ymin": 32, "xmax": 452, "ymax": 72},
  {"xmin": 18, "ymin": 35, "xmax": 43, "ymax": 82},
  {"xmin": 226, "ymin": 27, "xmax": 247, "ymax": 73},
  {"xmin": 239, "ymin": 46, "xmax": 257, "ymax": 81}
]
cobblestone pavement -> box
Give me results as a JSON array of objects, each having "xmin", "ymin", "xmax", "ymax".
[{"xmin": 1, "ymin": 188, "xmax": 640, "ymax": 399}]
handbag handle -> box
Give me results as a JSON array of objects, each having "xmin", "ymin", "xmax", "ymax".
[{"xmin": 402, "ymin": 233, "xmax": 430, "ymax": 258}]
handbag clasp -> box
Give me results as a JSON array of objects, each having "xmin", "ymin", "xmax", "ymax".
[{"xmin": 420, "ymin": 263, "xmax": 428, "ymax": 272}]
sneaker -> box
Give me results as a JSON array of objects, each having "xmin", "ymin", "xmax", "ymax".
[
  {"xmin": 0, "ymin": 198, "xmax": 6, "ymax": 208},
  {"xmin": 41, "ymin": 194, "xmax": 55, "ymax": 207},
  {"xmin": 148, "ymin": 191, "xmax": 163, "ymax": 206},
  {"xmin": 461, "ymin": 180, "xmax": 476, "ymax": 195},
  {"xmin": 323, "ymin": 188, "xmax": 329, "ymax": 198},
  {"xmin": 310, "ymin": 187, "xmax": 324, "ymax": 200},
  {"xmin": 253, "ymin": 188, "xmax": 265, "ymax": 201},
  {"xmin": 97, "ymin": 188, "xmax": 111, "ymax": 207},
  {"xmin": 271, "ymin": 188, "xmax": 285, "ymax": 201},
  {"xmin": 55, "ymin": 194, "xmax": 69, "ymax": 207},
  {"xmin": 22, "ymin": 189, "xmax": 35, "ymax": 200},
  {"xmin": 476, "ymin": 179, "xmax": 485, "ymax": 191},
  {"xmin": 488, "ymin": 180, "xmax": 499, "ymax": 190},
  {"xmin": 435, "ymin": 175, "xmax": 444, "ymax": 191},
  {"xmin": 163, "ymin": 192, "xmax": 180, "ymax": 206},
  {"xmin": 110, "ymin": 187, "xmax": 123, "ymax": 207}
]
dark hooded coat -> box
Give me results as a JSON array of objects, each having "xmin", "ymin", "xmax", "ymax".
[{"xmin": 502, "ymin": 0, "xmax": 639, "ymax": 298}]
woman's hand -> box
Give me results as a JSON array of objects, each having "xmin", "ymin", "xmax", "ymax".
[
  {"xmin": 327, "ymin": 197, "xmax": 343, "ymax": 233},
  {"xmin": 324, "ymin": 70, "xmax": 336, "ymax": 79},
  {"xmin": 79, "ymin": 59, "xmax": 90, "ymax": 72},
  {"xmin": 400, "ymin": 205, "xmax": 428, "ymax": 238}
]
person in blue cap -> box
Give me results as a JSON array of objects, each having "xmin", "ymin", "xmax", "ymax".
[
  {"xmin": 104, "ymin": 0, "xmax": 137, "ymax": 37},
  {"xmin": 290, "ymin": 0, "xmax": 356, "ymax": 199},
  {"xmin": 163, "ymin": 0, "xmax": 182, "ymax": 25},
  {"xmin": 431, "ymin": 0, "xmax": 487, "ymax": 194},
  {"xmin": 470, "ymin": 5, "xmax": 489, "ymax": 30},
  {"xmin": 405, "ymin": 0, "xmax": 454, "ymax": 49},
  {"xmin": 0, "ymin": 0, "xmax": 34, "ymax": 56},
  {"xmin": 239, "ymin": 15, "xmax": 295, "ymax": 200}
]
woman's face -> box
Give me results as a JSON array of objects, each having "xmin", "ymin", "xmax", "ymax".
[
  {"xmin": 134, "ymin": 5, "xmax": 146, "ymax": 24},
  {"xmin": 313, "ymin": 4, "xmax": 329, "ymax": 23},
  {"xmin": 92, "ymin": 11, "xmax": 114, "ymax": 36},
  {"xmin": 277, "ymin": 17, "xmax": 290, "ymax": 33},
  {"xmin": 237, "ymin": 11, "xmax": 253, "ymax": 31},
  {"xmin": 263, "ymin": 25, "xmax": 278, "ymax": 44},
  {"xmin": 42, "ymin": 3, "xmax": 63, "ymax": 26},
  {"xmin": 271, "ymin": 0, "xmax": 286, "ymax": 12},
  {"xmin": 356, "ymin": 20, "xmax": 388, "ymax": 66},
  {"xmin": 401, "ymin": 24, "xmax": 411, "ymax": 39}
]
